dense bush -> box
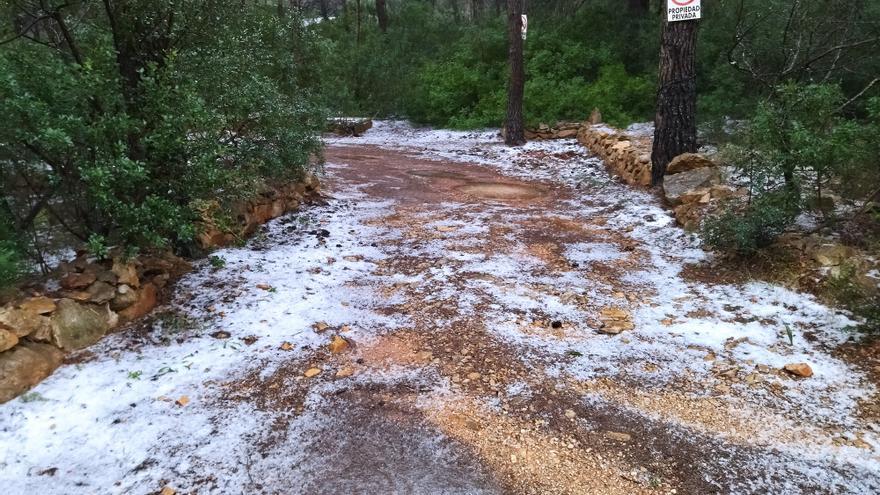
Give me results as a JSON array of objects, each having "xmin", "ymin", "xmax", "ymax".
[
  {"xmin": 312, "ymin": 1, "xmax": 657, "ymax": 128},
  {"xmin": 0, "ymin": 1, "xmax": 323, "ymax": 283},
  {"xmin": 701, "ymin": 192, "xmax": 799, "ymax": 256},
  {"xmin": 702, "ymin": 83, "xmax": 880, "ymax": 256}
]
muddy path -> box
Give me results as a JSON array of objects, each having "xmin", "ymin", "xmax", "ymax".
[{"xmin": 1, "ymin": 122, "xmax": 878, "ymax": 494}]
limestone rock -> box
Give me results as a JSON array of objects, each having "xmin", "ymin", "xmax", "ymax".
[
  {"xmin": 557, "ymin": 128, "xmax": 579, "ymax": 139},
  {"xmin": 605, "ymin": 431, "xmax": 632, "ymax": 442},
  {"xmin": 18, "ymin": 296, "xmax": 56, "ymax": 315},
  {"xmin": 328, "ymin": 335, "xmax": 350, "ymax": 354},
  {"xmin": 118, "ymin": 283, "xmax": 158, "ymax": 322},
  {"xmin": 0, "ymin": 328, "xmax": 18, "ymax": 352},
  {"xmin": 112, "ymin": 259, "xmax": 140, "ymax": 288},
  {"xmin": 0, "ymin": 342, "xmax": 64, "ymax": 403},
  {"xmin": 86, "ymin": 281, "xmax": 116, "ymax": 304},
  {"xmin": 0, "ymin": 306, "xmax": 52, "ymax": 338},
  {"xmin": 663, "ymin": 167, "xmax": 722, "ymax": 206},
  {"xmin": 812, "ymin": 244, "xmax": 853, "ymax": 267},
  {"xmin": 110, "ymin": 284, "xmax": 138, "ymax": 311},
  {"xmin": 61, "ymin": 271, "xmax": 97, "ymax": 290},
  {"xmin": 666, "ymin": 153, "xmax": 715, "ymax": 175},
  {"xmin": 783, "ymin": 362, "xmax": 813, "ymax": 378},
  {"xmin": 304, "ymin": 367, "xmax": 322, "ymax": 378},
  {"xmin": 51, "ymin": 299, "xmax": 111, "ymax": 350}
]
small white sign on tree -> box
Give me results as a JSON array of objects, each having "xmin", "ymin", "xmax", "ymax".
[{"xmin": 667, "ymin": 0, "xmax": 701, "ymax": 22}]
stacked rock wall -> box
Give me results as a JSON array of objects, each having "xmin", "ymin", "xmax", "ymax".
[
  {"xmin": 576, "ymin": 124, "xmax": 653, "ymax": 186},
  {"xmin": 0, "ymin": 175, "xmax": 320, "ymax": 403}
]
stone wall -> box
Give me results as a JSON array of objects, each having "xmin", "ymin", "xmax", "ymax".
[
  {"xmin": 576, "ymin": 124, "xmax": 654, "ymax": 186},
  {"xmin": 0, "ymin": 175, "xmax": 320, "ymax": 403}
]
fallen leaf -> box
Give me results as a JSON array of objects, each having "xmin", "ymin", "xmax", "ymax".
[
  {"xmin": 160, "ymin": 487, "xmax": 176, "ymax": 495},
  {"xmin": 304, "ymin": 367, "xmax": 321, "ymax": 378},
  {"xmin": 256, "ymin": 283, "xmax": 271, "ymax": 290},
  {"xmin": 176, "ymin": 396, "xmax": 190, "ymax": 407},
  {"xmin": 280, "ymin": 341, "xmax": 294, "ymax": 351},
  {"xmin": 313, "ymin": 321, "xmax": 330, "ymax": 333},
  {"xmin": 328, "ymin": 335, "xmax": 350, "ymax": 354}
]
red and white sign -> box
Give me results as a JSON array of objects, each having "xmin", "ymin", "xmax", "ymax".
[{"xmin": 667, "ymin": 0, "xmax": 701, "ymax": 22}]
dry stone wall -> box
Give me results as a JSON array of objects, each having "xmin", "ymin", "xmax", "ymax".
[{"xmin": 0, "ymin": 175, "xmax": 320, "ymax": 403}]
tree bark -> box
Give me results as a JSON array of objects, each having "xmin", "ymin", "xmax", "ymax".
[
  {"xmin": 319, "ymin": 0, "xmax": 329, "ymax": 19},
  {"xmin": 505, "ymin": 0, "xmax": 525, "ymax": 146},
  {"xmin": 376, "ymin": 0, "xmax": 389, "ymax": 33},
  {"xmin": 628, "ymin": 0, "xmax": 650, "ymax": 14},
  {"xmin": 651, "ymin": 19, "xmax": 698, "ymax": 186}
]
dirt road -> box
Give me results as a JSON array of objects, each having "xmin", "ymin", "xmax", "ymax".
[{"xmin": 1, "ymin": 122, "xmax": 877, "ymax": 494}]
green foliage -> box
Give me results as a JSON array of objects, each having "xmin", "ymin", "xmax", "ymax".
[
  {"xmin": 209, "ymin": 255, "xmax": 226, "ymax": 269},
  {"xmin": 702, "ymin": 192, "xmax": 799, "ymax": 256},
  {"xmin": 312, "ymin": 1, "xmax": 656, "ymax": 129},
  {"xmin": 0, "ymin": 211, "xmax": 23, "ymax": 289},
  {"xmin": 0, "ymin": 1, "xmax": 323, "ymax": 262},
  {"xmin": 705, "ymin": 82, "xmax": 879, "ymax": 256},
  {"xmin": 87, "ymin": 234, "xmax": 109, "ymax": 261},
  {"xmin": 826, "ymin": 263, "xmax": 880, "ymax": 333}
]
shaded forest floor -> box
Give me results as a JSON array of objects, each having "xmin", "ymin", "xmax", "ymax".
[{"xmin": 1, "ymin": 122, "xmax": 878, "ymax": 494}]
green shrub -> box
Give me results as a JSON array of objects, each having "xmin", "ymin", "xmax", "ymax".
[
  {"xmin": 0, "ymin": 2, "xmax": 323, "ymax": 258},
  {"xmin": 702, "ymin": 193, "xmax": 799, "ymax": 256}
]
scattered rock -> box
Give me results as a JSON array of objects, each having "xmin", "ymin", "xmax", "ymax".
[
  {"xmin": 666, "ymin": 153, "xmax": 714, "ymax": 175},
  {"xmin": 50, "ymin": 299, "xmax": 112, "ymax": 351},
  {"xmin": 598, "ymin": 307, "xmax": 634, "ymax": 334},
  {"xmin": 564, "ymin": 409, "xmax": 576, "ymax": 419},
  {"xmin": 210, "ymin": 330, "xmax": 231, "ymax": 339},
  {"xmin": 160, "ymin": 487, "xmax": 177, "ymax": 495},
  {"xmin": 176, "ymin": 396, "xmax": 190, "ymax": 407},
  {"xmin": 0, "ymin": 342, "xmax": 64, "ymax": 403},
  {"xmin": 605, "ymin": 431, "xmax": 632, "ymax": 442},
  {"xmin": 313, "ymin": 321, "xmax": 330, "ymax": 333},
  {"xmin": 328, "ymin": 335, "xmax": 350, "ymax": 354},
  {"xmin": 783, "ymin": 362, "xmax": 813, "ymax": 378},
  {"xmin": 467, "ymin": 372, "xmax": 481, "ymax": 381},
  {"xmin": 335, "ymin": 366, "xmax": 355, "ymax": 378},
  {"xmin": 280, "ymin": 341, "xmax": 294, "ymax": 351},
  {"xmin": 304, "ymin": 367, "xmax": 322, "ymax": 378}
]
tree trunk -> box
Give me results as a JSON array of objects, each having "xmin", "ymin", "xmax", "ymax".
[
  {"xmin": 356, "ymin": 0, "xmax": 362, "ymax": 44},
  {"xmin": 651, "ymin": 19, "xmax": 698, "ymax": 185},
  {"xmin": 319, "ymin": 0, "xmax": 329, "ymax": 19},
  {"xmin": 505, "ymin": 0, "xmax": 525, "ymax": 146},
  {"xmin": 471, "ymin": 0, "xmax": 482, "ymax": 20},
  {"xmin": 376, "ymin": 0, "xmax": 389, "ymax": 33},
  {"xmin": 628, "ymin": 0, "xmax": 650, "ymax": 14}
]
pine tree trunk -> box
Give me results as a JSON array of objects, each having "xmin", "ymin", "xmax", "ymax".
[
  {"xmin": 628, "ymin": 0, "xmax": 649, "ymax": 14},
  {"xmin": 376, "ymin": 0, "xmax": 389, "ymax": 33},
  {"xmin": 651, "ymin": 19, "xmax": 698, "ymax": 186},
  {"xmin": 505, "ymin": 0, "xmax": 525, "ymax": 146},
  {"xmin": 319, "ymin": 0, "xmax": 329, "ymax": 19}
]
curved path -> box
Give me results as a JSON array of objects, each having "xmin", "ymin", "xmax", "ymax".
[{"xmin": 1, "ymin": 121, "xmax": 878, "ymax": 494}]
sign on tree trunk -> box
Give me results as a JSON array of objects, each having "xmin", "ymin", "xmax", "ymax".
[{"xmin": 667, "ymin": 0, "xmax": 701, "ymax": 22}]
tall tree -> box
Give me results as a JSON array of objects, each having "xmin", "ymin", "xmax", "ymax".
[
  {"xmin": 651, "ymin": 17, "xmax": 698, "ymax": 185},
  {"xmin": 505, "ymin": 0, "xmax": 525, "ymax": 146},
  {"xmin": 376, "ymin": 0, "xmax": 389, "ymax": 32}
]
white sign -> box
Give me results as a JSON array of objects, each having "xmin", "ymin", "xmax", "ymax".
[
  {"xmin": 521, "ymin": 15, "xmax": 528, "ymax": 40},
  {"xmin": 667, "ymin": 0, "xmax": 701, "ymax": 22}
]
